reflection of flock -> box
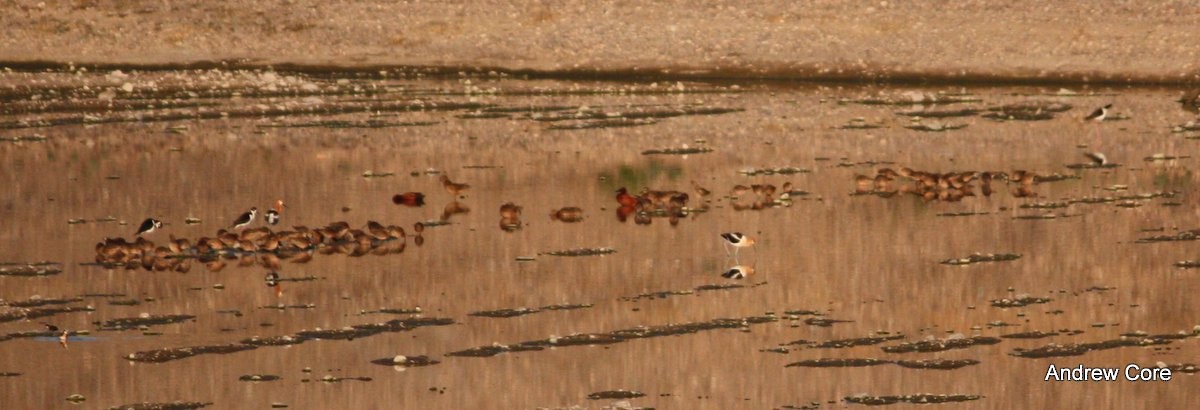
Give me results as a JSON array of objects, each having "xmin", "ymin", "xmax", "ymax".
[
  {"xmin": 94, "ymin": 221, "xmax": 421, "ymax": 272},
  {"xmin": 854, "ymin": 167, "xmax": 1045, "ymax": 201}
]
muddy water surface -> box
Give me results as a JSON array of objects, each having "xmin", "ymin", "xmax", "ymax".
[{"xmin": 1, "ymin": 70, "xmax": 1199, "ymax": 408}]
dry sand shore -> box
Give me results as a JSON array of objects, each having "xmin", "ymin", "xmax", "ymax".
[{"xmin": 1, "ymin": 0, "xmax": 1198, "ymax": 84}]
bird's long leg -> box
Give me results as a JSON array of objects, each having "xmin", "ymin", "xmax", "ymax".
[{"xmin": 723, "ymin": 242, "xmax": 731, "ymax": 259}]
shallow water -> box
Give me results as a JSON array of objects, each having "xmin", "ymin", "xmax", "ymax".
[{"xmin": 2, "ymin": 70, "xmax": 1199, "ymax": 409}]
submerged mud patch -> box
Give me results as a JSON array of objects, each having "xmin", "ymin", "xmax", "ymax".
[
  {"xmin": 619, "ymin": 282, "xmax": 767, "ymax": 302},
  {"xmin": 806, "ymin": 335, "xmax": 906, "ymax": 349},
  {"xmin": 641, "ymin": 146, "xmax": 714, "ymax": 155},
  {"xmin": 0, "ymin": 305, "xmax": 95, "ymax": 323},
  {"xmin": 844, "ymin": 393, "xmax": 983, "ymax": 405},
  {"xmin": 542, "ymin": 247, "xmax": 616, "ymax": 257},
  {"xmin": 1010, "ymin": 336, "xmax": 1182, "ymax": 358},
  {"xmin": 96, "ymin": 314, "xmax": 196, "ymax": 331},
  {"xmin": 0, "ymin": 262, "xmax": 63, "ymax": 277},
  {"xmin": 446, "ymin": 315, "xmax": 778, "ymax": 358},
  {"xmin": 238, "ymin": 374, "xmax": 282, "ymax": 382},
  {"xmin": 586, "ymin": 390, "xmax": 646, "ymax": 400},
  {"xmin": 990, "ymin": 296, "xmax": 1052, "ymax": 308},
  {"xmin": 882, "ymin": 336, "xmax": 1001, "ymax": 353},
  {"xmin": 939, "ymin": 253, "xmax": 1021, "ymax": 265},
  {"xmin": 895, "ymin": 359, "xmax": 981, "ymax": 370},
  {"xmin": 786, "ymin": 358, "xmax": 892, "ymax": 368},
  {"xmin": 370, "ymin": 355, "xmax": 440, "ymax": 367},
  {"xmin": 1, "ymin": 296, "xmax": 82, "ymax": 308},
  {"xmin": 469, "ymin": 303, "xmax": 592, "ymax": 318},
  {"xmin": 106, "ymin": 402, "xmax": 212, "ymax": 410}
]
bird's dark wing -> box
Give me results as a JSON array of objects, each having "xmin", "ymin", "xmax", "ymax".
[
  {"xmin": 720, "ymin": 232, "xmax": 741, "ymax": 242},
  {"xmin": 1085, "ymin": 107, "xmax": 1103, "ymax": 119},
  {"xmin": 136, "ymin": 218, "xmax": 154, "ymax": 234}
]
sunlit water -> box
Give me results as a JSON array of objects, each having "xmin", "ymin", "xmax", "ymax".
[{"xmin": 2, "ymin": 71, "xmax": 1199, "ymax": 409}]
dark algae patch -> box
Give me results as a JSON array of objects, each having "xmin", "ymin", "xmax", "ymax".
[{"xmin": 446, "ymin": 315, "xmax": 777, "ymax": 358}]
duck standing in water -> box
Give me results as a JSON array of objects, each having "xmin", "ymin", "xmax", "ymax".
[{"xmin": 615, "ymin": 188, "xmax": 640, "ymax": 207}]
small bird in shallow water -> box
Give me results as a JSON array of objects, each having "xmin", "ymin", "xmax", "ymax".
[
  {"xmin": 58, "ymin": 330, "xmax": 69, "ymax": 349},
  {"xmin": 265, "ymin": 200, "xmax": 285, "ymax": 225},
  {"xmin": 231, "ymin": 207, "xmax": 257, "ymax": 229},
  {"xmin": 135, "ymin": 218, "xmax": 162, "ymax": 236},
  {"xmin": 1084, "ymin": 152, "xmax": 1108, "ymax": 166},
  {"xmin": 719, "ymin": 232, "xmax": 756, "ymax": 261},
  {"xmin": 1084, "ymin": 104, "xmax": 1112, "ymax": 122},
  {"xmin": 721, "ymin": 265, "xmax": 755, "ymax": 280}
]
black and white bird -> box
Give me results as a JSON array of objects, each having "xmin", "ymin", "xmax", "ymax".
[
  {"xmin": 231, "ymin": 207, "xmax": 258, "ymax": 229},
  {"xmin": 41, "ymin": 322, "xmax": 59, "ymax": 332},
  {"xmin": 719, "ymin": 232, "xmax": 756, "ymax": 260},
  {"xmin": 721, "ymin": 265, "xmax": 755, "ymax": 280},
  {"xmin": 265, "ymin": 200, "xmax": 285, "ymax": 225},
  {"xmin": 135, "ymin": 218, "xmax": 162, "ymax": 236},
  {"xmin": 1084, "ymin": 104, "xmax": 1112, "ymax": 122},
  {"xmin": 1084, "ymin": 152, "xmax": 1108, "ymax": 166},
  {"xmin": 265, "ymin": 271, "xmax": 280, "ymax": 287}
]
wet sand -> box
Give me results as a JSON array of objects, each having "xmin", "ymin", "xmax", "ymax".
[
  {"xmin": 1, "ymin": 1, "xmax": 1199, "ymax": 84},
  {"xmin": 2, "ymin": 69, "xmax": 1200, "ymax": 408}
]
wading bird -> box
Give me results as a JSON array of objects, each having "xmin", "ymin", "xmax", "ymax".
[
  {"xmin": 719, "ymin": 232, "xmax": 756, "ymax": 261},
  {"xmin": 721, "ymin": 265, "xmax": 755, "ymax": 280},
  {"xmin": 231, "ymin": 207, "xmax": 258, "ymax": 229},
  {"xmin": 1085, "ymin": 152, "xmax": 1108, "ymax": 166},
  {"xmin": 135, "ymin": 218, "xmax": 162, "ymax": 236},
  {"xmin": 265, "ymin": 200, "xmax": 285, "ymax": 225}
]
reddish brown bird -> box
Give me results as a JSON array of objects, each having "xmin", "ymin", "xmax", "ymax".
[
  {"xmin": 440, "ymin": 175, "xmax": 470, "ymax": 197},
  {"xmin": 615, "ymin": 187, "xmax": 640, "ymax": 207},
  {"xmin": 392, "ymin": 192, "xmax": 426, "ymax": 207}
]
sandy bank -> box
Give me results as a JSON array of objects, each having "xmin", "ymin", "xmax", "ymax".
[{"xmin": 1, "ymin": 0, "xmax": 1198, "ymax": 85}]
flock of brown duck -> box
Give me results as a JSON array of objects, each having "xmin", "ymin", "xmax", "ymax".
[{"xmin": 93, "ymin": 221, "xmax": 422, "ymax": 272}]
